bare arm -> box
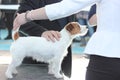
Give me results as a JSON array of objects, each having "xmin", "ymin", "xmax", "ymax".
[
  {"xmin": 88, "ymin": 14, "xmax": 97, "ymax": 26},
  {"xmin": 13, "ymin": 8, "xmax": 48, "ymax": 30},
  {"xmin": 13, "ymin": 0, "xmax": 100, "ymax": 30}
]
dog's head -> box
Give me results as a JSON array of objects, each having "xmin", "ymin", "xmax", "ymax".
[{"xmin": 65, "ymin": 22, "xmax": 88, "ymax": 38}]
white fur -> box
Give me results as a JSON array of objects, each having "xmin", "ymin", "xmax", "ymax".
[{"xmin": 5, "ymin": 22, "xmax": 88, "ymax": 79}]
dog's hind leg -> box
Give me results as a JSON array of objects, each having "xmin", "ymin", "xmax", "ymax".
[{"xmin": 5, "ymin": 54, "xmax": 24, "ymax": 78}]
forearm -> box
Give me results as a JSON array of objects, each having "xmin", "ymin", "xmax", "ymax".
[
  {"xmin": 13, "ymin": 0, "xmax": 99, "ymax": 30},
  {"xmin": 88, "ymin": 14, "xmax": 97, "ymax": 26},
  {"xmin": 26, "ymin": 8, "xmax": 48, "ymax": 21},
  {"xmin": 26, "ymin": 0, "xmax": 99, "ymax": 21}
]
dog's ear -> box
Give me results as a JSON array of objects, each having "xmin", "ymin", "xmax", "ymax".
[
  {"xmin": 66, "ymin": 22, "xmax": 81, "ymax": 35},
  {"xmin": 66, "ymin": 23, "xmax": 74, "ymax": 32}
]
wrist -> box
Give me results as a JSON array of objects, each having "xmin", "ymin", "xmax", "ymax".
[{"xmin": 25, "ymin": 11, "xmax": 31, "ymax": 22}]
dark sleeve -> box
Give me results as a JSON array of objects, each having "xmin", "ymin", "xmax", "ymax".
[
  {"xmin": 17, "ymin": 0, "xmax": 38, "ymax": 13},
  {"xmin": 16, "ymin": 0, "xmax": 47, "ymax": 36},
  {"xmin": 20, "ymin": 22, "xmax": 47, "ymax": 36},
  {"xmin": 88, "ymin": 4, "xmax": 96, "ymax": 20}
]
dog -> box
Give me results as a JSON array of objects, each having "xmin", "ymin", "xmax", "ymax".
[{"xmin": 5, "ymin": 22, "xmax": 88, "ymax": 79}]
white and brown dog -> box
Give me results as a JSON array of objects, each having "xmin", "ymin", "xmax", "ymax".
[{"xmin": 5, "ymin": 22, "xmax": 88, "ymax": 79}]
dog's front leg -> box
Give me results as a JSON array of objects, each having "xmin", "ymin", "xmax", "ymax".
[
  {"xmin": 53, "ymin": 57, "xmax": 63, "ymax": 78},
  {"xmin": 48, "ymin": 61, "xmax": 54, "ymax": 75}
]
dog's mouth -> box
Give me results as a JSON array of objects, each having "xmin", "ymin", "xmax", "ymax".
[{"xmin": 79, "ymin": 26, "xmax": 88, "ymax": 36}]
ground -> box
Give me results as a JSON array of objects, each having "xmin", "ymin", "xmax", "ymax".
[{"xmin": 0, "ymin": 50, "xmax": 89, "ymax": 80}]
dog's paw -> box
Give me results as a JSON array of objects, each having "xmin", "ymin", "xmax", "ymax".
[
  {"xmin": 54, "ymin": 73, "xmax": 63, "ymax": 78},
  {"xmin": 13, "ymin": 69, "xmax": 18, "ymax": 74},
  {"xmin": 5, "ymin": 72, "xmax": 13, "ymax": 79},
  {"xmin": 48, "ymin": 71, "xmax": 54, "ymax": 75}
]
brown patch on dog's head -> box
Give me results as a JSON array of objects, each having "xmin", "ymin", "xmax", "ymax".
[{"xmin": 65, "ymin": 22, "xmax": 81, "ymax": 35}]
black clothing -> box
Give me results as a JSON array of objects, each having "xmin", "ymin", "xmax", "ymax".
[{"xmin": 86, "ymin": 55, "xmax": 120, "ymax": 80}]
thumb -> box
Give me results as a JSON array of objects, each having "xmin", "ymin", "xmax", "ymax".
[
  {"xmin": 13, "ymin": 25, "xmax": 20, "ymax": 31},
  {"xmin": 13, "ymin": 26, "xmax": 17, "ymax": 31}
]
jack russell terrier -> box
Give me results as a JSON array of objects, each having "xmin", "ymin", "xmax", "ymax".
[{"xmin": 5, "ymin": 22, "xmax": 88, "ymax": 79}]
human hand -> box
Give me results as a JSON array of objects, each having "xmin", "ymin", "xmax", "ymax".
[
  {"xmin": 41, "ymin": 30, "xmax": 61, "ymax": 42},
  {"xmin": 13, "ymin": 13, "xmax": 27, "ymax": 30}
]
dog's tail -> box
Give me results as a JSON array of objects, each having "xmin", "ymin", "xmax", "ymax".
[{"xmin": 12, "ymin": 28, "xmax": 20, "ymax": 41}]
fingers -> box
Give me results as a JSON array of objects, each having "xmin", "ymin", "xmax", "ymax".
[
  {"xmin": 13, "ymin": 13, "xmax": 27, "ymax": 31},
  {"xmin": 41, "ymin": 30, "xmax": 61, "ymax": 42},
  {"xmin": 50, "ymin": 31, "xmax": 61, "ymax": 41},
  {"xmin": 13, "ymin": 13, "xmax": 20, "ymax": 31},
  {"xmin": 13, "ymin": 19, "xmax": 19, "ymax": 31},
  {"xmin": 42, "ymin": 32, "xmax": 55, "ymax": 42},
  {"xmin": 13, "ymin": 18, "xmax": 20, "ymax": 31}
]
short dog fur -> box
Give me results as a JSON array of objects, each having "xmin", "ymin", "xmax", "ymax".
[{"xmin": 5, "ymin": 22, "xmax": 88, "ymax": 79}]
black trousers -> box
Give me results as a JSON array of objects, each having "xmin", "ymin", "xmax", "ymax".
[
  {"xmin": 86, "ymin": 55, "xmax": 120, "ymax": 80},
  {"xmin": 5, "ymin": 13, "xmax": 14, "ymax": 36}
]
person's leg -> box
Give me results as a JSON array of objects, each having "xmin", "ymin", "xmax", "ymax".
[
  {"xmin": 86, "ymin": 55, "xmax": 120, "ymax": 80},
  {"xmin": 61, "ymin": 46, "xmax": 72, "ymax": 78},
  {"xmin": 4, "ymin": 12, "xmax": 15, "ymax": 39}
]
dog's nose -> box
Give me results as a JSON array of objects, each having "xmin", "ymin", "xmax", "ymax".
[{"xmin": 81, "ymin": 26, "xmax": 87, "ymax": 32}]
